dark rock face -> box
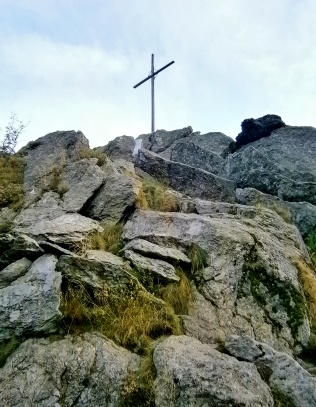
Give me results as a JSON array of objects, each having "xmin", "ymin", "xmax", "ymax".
[
  {"xmin": 235, "ymin": 114, "xmax": 286, "ymax": 150},
  {"xmin": 100, "ymin": 135, "xmax": 135, "ymax": 161},
  {"xmin": 226, "ymin": 126, "xmax": 316, "ymax": 205},
  {"xmin": 137, "ymin": 148, "xmax": 236, "ymax": 202}
]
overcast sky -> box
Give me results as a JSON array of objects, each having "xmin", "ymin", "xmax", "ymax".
[{"xmin": 1, "ymin": 0, "xmax": 316, "ymax": 150}]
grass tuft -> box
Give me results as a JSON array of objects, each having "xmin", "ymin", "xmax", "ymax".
[
  {"xmin": 75, "ymin": 147, "xmax": 107, "ymax": 167},
  {"xmin": 187, "ymin": 243, "xmax": 208, "ymax": 276},
  {"xmin": 0, "ymin": 155, "xmax": 25, "ymax": 211},
  {"xmin": 155, "ymin": 269, "xmax": 193, "ymax": 315},
  {"xmin": 87, "ymin": 222, "xmax": 124, "ymax": 255},
  {"xmin": 136, "ymin": 179, "xmax": 179, "ymax": 212},
  {"xmin": 60, "ymin": 280, "xmax": 182, "ymax": 355}
]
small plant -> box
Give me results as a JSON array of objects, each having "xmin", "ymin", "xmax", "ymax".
[
  {"xmin": 0, "ymin": 155, "xmax": 25, "ymax": 210},
  {"xmin": 60, "ymin": 280, "xmax": 182, "ymax": 355},
  {"xmin": 187, "ymin": 243, "xmax": 208, "ymax": 276},
  {"xmin": 293, "ymin": 257, "xmax": 316, "ymax": 334},
  {"xmin": 136, "ymin": 179, "xmax": 179, "ymax": 212},
  {"xmin": 0, "ymin": 113, "xmax": 28, "ymax": 155},
  {"xmin": 75, "ymin": 147, "xmax": 107, "ymax": 167},
  {"xmin": 85, "ymin": 222, "xmax": 124, "ymax": 255},
  {"xmin": 155, "ymin": 269, "xmax": 193, "ymax": 315},
  {"xmin": 39, "ymin": 165, "xmax": 69, "ymax": 197},
  {"xmin": 307, "ymin": 230, "xmax": 316, "ymax": 257}
]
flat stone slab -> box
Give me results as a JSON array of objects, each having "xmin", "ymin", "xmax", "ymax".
[
  {"xmin": 124, "ymin": 249, "xmax": 180, "ymax": 283},
  {"xmin": 123, "ymin": 238, "xmax": 191, "ymax": 265}
]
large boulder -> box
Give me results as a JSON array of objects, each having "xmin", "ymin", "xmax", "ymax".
[
  {"xmin": 0, "ymin": 254, "xmax": 61, "ymax": 341},
  {"xmin": 123, "ymin": 208, "xmax": 311, "ymax": 353},
  {"xmin": 151, "ymin": 126, "xmax": 193, "ymax": 153},
  {"xmin": 137, "ymin": 149, "xmax": 236, "ymax": 202},
  {"xmin": 100, "ymin": 135, "xmax": 135, "ymax": 161},
  {"xmin": 13, "ymin": 213, "xmax": 103, "ymax": 249},
  {"xmin": 57, "ymin": 253, "xmax": 139, "ymax": 291},
  {"xmin": 0, "ymin": 258, "xmax": 32, "ymax": 289},
  {"xmin": 235, "ymin": 114, "xmax": 286, "ymax": 149},
  {"xmin": 123, "ymin": 249, "xmax": 180, "ymax": 283},
  {"xmin": 0, "ymin": 333, "xmax": 140, "ymax": 407},
  {"xmin": 153, "ymin": 335, "xmax": 273, "ymax": 407},
  {"xmin": 225, "ymin": 335, "xmax": 316, "ymax": 407},
  {"xmin": 226, "ymin": 126, "xmax": 316, "ymax": 205},
  {"xmin": 86, "ymin": 172, "xmax": 141, "ymax": 224},
  {"xmin": 20, "ymin": 130, "xmax": 90, "ymax": 204}
]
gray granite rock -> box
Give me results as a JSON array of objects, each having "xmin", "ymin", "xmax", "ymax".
[
  {"xmin": 57, "ymin": 254, "xmax": 137, "ymax": 291},
  {"xmin": 123, "ymin": 208, "xmax": 311, "ymax": 353},
  {"xmin": 14, "ymin": 213, "xmax": 103, "ymax": 248},
  {"xmin": 0, "ymin": 332, "xmax": 140, "ymax": 407},
  {"xmin": 0, "ymin": 258, "xmax": 32, "ymax": 289},
  {"xmin": 101, "ymin": 135, "xmax": 135, "ymax": 161},
  {"xmin": 225, "ymin": 335, "xmax": 316, "ymax": 407},
  {"xmin": 0, "ymin": 254, "xmax": 61, "ymax": 341},
  {"xmin": 20, "ymin": 130, "xmax": 90, "ymax": 205},
  {"xmin": 153, "ymin": 335, "xmax": 273, "ymax": 407},
  {"xmin": 151, "ymin": 126, "xmax": 193, "ymax": 153},
  {"xmin": 226, "ymin": 126, "xmax": 316, "ymax": 205},
  {"xmin": 0, "ymin": 233, "xmax": 44, "ymax": 271},
  {"xmin": 236, "ymin": 187, "xmax": 316, "ymax": 237},
  {"xmin": 124, "ymin": 249, "xmax": 180, "ymax": 283},
  {"xmin": 137, "ymin": 148, "xmax": 236, "ymax": 202},
  {"xmin": 86, "ymin": 171, "xmax": 141, "ymax": 225},
  {"xmin": 123, "ymin": 238, "xmax": 191, "ymax": 265}
]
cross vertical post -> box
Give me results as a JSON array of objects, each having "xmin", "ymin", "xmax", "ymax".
[
  {"xmin": 133, "ymin": 54, "xmax": 175, "ymax": 137},
  {"xmin": 151, "ymin": 54, "xmax": 155, "ymax": 136}
]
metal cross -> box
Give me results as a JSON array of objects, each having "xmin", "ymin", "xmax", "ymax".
[{"xmin": 133, "ymin": 54, "xmax": 174, "ymax": 136}]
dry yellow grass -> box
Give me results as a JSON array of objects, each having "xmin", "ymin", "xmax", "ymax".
[
  {"xmin": 87, "ymin": 222, "xmax": 124, "ymax": 255},
  {"xmin": 156, "ymin": 269, "xmax": 193, "ymax": 315},
  {"xmin": 136, "ymin": 179, "xmax": 179, "ymax": 212},
  {"xmin": 294, "ymin": 257, "xmax": 316, "ymax": 332},
  {"xmin": 61, "ymin": 281, "xmax": 182, "ymax": 354},
  {"xmin": 0, "ymin": 155, "xmax": 25, "ymax": 211},
  {"xmin": 75, "ymin": 147, "xmax": 107, "ymax": 167}
]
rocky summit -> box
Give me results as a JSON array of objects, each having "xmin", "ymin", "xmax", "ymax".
[{"xmin": 1, "ymin": 114, "xmax": 316, "ymax": 406}]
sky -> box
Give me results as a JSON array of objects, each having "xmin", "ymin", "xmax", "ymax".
[{"xmin": 0, "ymin": 0, "xmax": 316, "ymax": 150}]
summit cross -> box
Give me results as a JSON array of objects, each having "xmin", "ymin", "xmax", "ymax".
[{"xmin": 133, "ymin": 54, "xmax": 174, "ymax": 136}]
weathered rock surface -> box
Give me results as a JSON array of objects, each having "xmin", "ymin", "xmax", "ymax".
[
  {"xmin": 0, "ymin": 207, "xmax": 16, "ymax": 233},
  {"xmin": 235, "ymin": 114, "xmax": 286, "ymax": 149},
  {"xmin": 0, "ymin": 254, "xmax": 61, "ymax": 341},
  {"xmin": 153, "ymin": 335, "xmax": 273, "ymax": 407},
  {"xmin": 226, "ymin": 126, "xmax": 316, "ymax": 205},
  {"xmin": 225, "ymin": 335, "xmax": 316, "ymax": 407},
  {"xmin": 236, "ymin": 187, "xmax": 316, "ymax": 237},
  {"xmin": 0, "ymin": 332, "xmax": 140, "ymax": 407},
  {"xmin": 123, "ymin": 238, "xmax": 191, "ymax": 265},
  {"xmin": 101, "ymin": 135, "xmax": 135, "ymax": 161},
  {"xmin": 13, "ymin": 191, "xmax": 66, "ymax": 228},
  {"xmin": 57, "ymin": 253, "xmax": 138, "ymax": 291},
  {"xmin": 169, "ymin": 131, "xmax": 233, "ymax": 175},
  {"xmin": 62, "ymin": 158, "xmax": 106, "ymax": 212},
  {"xmin": 124, "ymin": 249, "xmax": 180, "ymax": 283},
  {"xmin": 86, "ymin": 172, "xmax": 141, "ymax": 224},
  {"xmin": 14, "ymin": 213, "xmax": 103, "ymax": 248},
  {"xmin": 137, "ymin": 148, "xmax": 236, "ymax": 202},
  {"xmin": 0, "ymin": 258, "xmax": 32, "ymax": 288},
  {"xmin": 151, "ymin": 126, "xmax": 193, "ymax": 153},
  {"xmin": 20, "ymin": 130, "xmax": 90, "ymax": 204},
  {"xmin": 123, "ymin": 208, "xmax": 310, "ymax": 352},
  {"xmin": 0, "ymin": 233, "xmax": 44, "ymax": 270}
]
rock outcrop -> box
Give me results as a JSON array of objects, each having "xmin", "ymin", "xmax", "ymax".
[{"xmin": 1, "ymin": 118, "xmax": 316, "ymax": 406}]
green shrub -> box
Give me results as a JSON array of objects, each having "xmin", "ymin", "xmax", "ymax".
[
  {"xmin": 187, "ymin": 243, "xmax": 208, "ymax": 276},
  {"xmin": 0, "ymin": 155, "xmax": 25, "ymax": 211}
]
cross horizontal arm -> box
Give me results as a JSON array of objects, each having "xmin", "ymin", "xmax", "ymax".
[{"xmin": 133, "ymin": 60, "xmax": 175, "ymax": 88}]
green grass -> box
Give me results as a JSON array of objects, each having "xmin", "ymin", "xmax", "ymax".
[
  {"xmin": 86, "ymin": 222, "xmax": 124, "ymax": 255},
  {"xmin": 75, "ymin": 147, "xmax": 107, "ymax": 167},
  {"xmin": 0, "ymin": 154, "xmax": 25, "ymax": 211},
  {"xmin": 187, "ymin": 243, "xmax": 208, "ymax": 277}
]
